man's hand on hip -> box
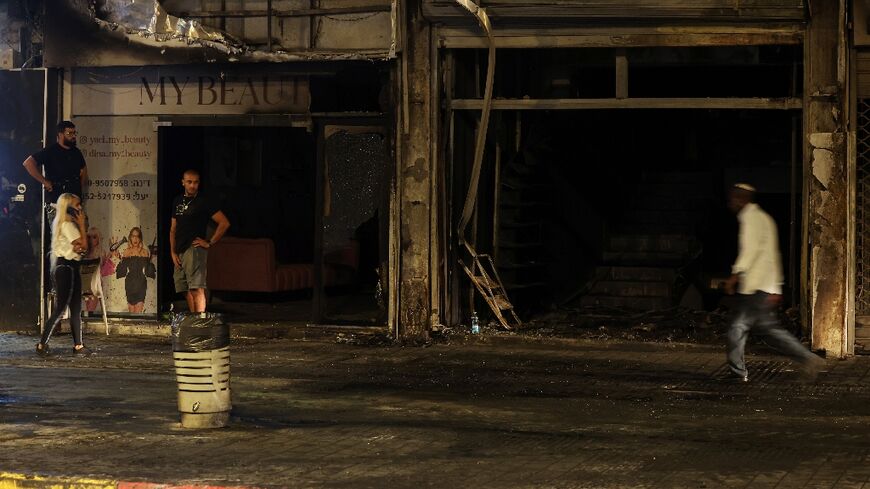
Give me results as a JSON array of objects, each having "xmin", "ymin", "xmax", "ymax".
[{"xmin": 192, "ymin": 237, "xmax": 210, "ymax": 249}]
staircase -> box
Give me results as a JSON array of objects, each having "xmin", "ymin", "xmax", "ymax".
[
  {"xmin": 580, "ymin": 171, "xmax": 712, "ymax": 310},
  {"xmin": 494, "ymin": 155, "xmax": 552, "ymax": 308}
]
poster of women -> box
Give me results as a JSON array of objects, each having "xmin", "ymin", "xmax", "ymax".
[{"xmin": 75, "ymin": 116, "xmax": 159, "ymax": 316}]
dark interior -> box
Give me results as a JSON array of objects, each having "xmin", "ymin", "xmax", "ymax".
[
  {"xmin": 158, "ymin": 125, "xmax": 387, "ymax": 325},
  {"xmin": 449, "ymin": 46, "xmax": 802, "ymax": 319},
  {"xmin": 0, "ymin": 70, "xmax": 50, "ymax": 328}
]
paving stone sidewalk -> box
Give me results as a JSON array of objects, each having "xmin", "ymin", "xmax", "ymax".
[{"xmin": 1, "ymin": 331, "xmax": 870, "ymax": 488}]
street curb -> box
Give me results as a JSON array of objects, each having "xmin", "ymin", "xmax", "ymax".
[
  {"xmin": 4, "ymin": 317, "xmax": 724, "ymax": 351},
  {"xmin": 0, "ymin": 472, "xmax": 261, "ymax": 489},
  {"xmin": 5, "ymin": 318, "xmax": 725, "ymax": 351},
  {"xmin": 78, "ymin": 318, "xmax": 387, "ymax": 341},
  {"xmin": 442, "ymin": 330, "xmax": 722, "ymax": 351},
  {"xmin": 0, "ymin": 472, "xmax": 116, "ymax": 489}
]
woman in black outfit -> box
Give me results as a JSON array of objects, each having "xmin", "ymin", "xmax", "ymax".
[
  {"xmin": 115, "ymin": 226, "xmax": 156, "ymax": 313},
  {"xmin": 36, "ymin": 193, "xmax": 92, "ymax": 356}
]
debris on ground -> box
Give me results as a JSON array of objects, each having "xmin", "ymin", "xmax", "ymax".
[
  {"xmin": 516, "ymin": 304, "xmax": 806, "ymax": 345},
  {"xmin": 335, "ymin": 332, "xmax": 395, "ymax": 347}
]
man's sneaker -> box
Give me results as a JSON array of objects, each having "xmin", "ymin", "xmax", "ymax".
[
  {"xmin": 35, "ymin": 344, "xmax": 49, "ymax": 357},
  {"xmin": 799, "ymin": 355, "xmax": 825, "ymax": 381},
  {"xmin": 73, "ymin": 345, "xmax": 93, "ymax": 356},
  {"xmin": 717, "ymin": 372, "xmax": 749, "ymax": 383}
]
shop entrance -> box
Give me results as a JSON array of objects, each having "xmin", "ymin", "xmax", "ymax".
[
  {"xmin": 477, "ymin": 109, "xmax": 801, "ymax": 313},
  {"xmin": 445, "ymin": 46, "xmax": 803, "ymax": 325},
  {"xmin": 158, "ymin": 122, "xmax": 389, "ymax": 326}
]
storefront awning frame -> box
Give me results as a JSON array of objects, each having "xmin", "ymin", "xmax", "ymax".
[
  {"xmin": 437, "ymin": 25, "xmax": 803, "ymax": 49},
  {"xmin": 450, "ymin": 97, "xmax": 803, "ymax": 110}
]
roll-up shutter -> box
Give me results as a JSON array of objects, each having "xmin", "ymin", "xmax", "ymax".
[{"xmin": 855, "ymin": 51, "xmax": 870, "ymax": 316}]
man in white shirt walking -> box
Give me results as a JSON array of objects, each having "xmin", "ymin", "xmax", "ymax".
[{"xmin": 723, "ymin": 183, "xmax": 823, "ymax": 382}]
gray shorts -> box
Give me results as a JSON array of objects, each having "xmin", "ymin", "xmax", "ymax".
[{"xmin": 174, "ymin": 246, "xmax": 208, "ymax": 292}]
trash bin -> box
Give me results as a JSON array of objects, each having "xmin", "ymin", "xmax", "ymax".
[{"xmin": 171, "ymin": 312, "xmax": 231, "ymax": 429}]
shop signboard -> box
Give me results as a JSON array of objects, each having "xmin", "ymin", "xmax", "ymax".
[{"xmin": 71, "ymin": 66, "xmax": 310, "ymax": 116}]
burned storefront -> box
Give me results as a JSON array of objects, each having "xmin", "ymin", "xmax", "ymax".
[
  {"xmin": 408, "ymin": 0, "xmax": 851, "ymax": 356},
  {"xmin": 21, "ymin": 0, "xmax": 398, "ymax": 330},
  {"xmin": 0, "ymin": 0, "xmax": 855, "ymax": 356}
]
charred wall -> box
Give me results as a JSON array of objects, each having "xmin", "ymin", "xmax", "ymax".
[{"xmin": 0, "ymin": 70, "xmax": 47, "ymax": 329}]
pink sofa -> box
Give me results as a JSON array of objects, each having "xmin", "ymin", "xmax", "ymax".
[{"xmin": 206, "ymin": 237, "xmax": 358, "ymax": 293}]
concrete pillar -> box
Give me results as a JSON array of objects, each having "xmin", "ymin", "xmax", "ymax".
[
  {"xmin": 397, "ymin": 0, "xmax": 433, "ymax": 341},
  {"xmin": 804, "ymin": 0, "xmax": 849, "ymax": 357}
]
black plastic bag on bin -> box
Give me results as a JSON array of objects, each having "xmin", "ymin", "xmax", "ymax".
[{"xmin": 171, "ymin": 312, "xmax": 230, "ymax": 352}]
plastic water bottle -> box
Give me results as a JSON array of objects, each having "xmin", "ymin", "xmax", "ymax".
[{"xmin": 471, "ymin": 311, "xmax": 480, "ymax": 334}]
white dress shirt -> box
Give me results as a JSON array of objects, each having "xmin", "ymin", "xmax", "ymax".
[{"xmin": 732, "ymin": 202, "xmax": 783, "ymax": 295}]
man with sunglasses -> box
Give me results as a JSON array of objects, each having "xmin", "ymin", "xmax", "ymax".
[{"xmin": 23, "ymin": 121, "xmax": 88, "ymax": 204}]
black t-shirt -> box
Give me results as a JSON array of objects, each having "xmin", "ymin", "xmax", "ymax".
[
  {"xmin": 172, "ymin": 192, "xmax": 220, "ymax": 254},
  {"xmin": 31, "ymin": 143, "xmax": 87, "ymax": 203}
]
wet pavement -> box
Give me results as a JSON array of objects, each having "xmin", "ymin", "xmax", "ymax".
[{"xmin": 2, "ymin": 330, "xmax": 870, "ymax": 488}]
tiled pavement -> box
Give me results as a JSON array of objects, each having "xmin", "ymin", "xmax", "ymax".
[{"xmin": 2, "ymin": 332, "xmax": 870, "ymax": 488}]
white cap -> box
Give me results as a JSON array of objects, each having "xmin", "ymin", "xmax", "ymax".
[{"xmin": 733, "ymin": 183, "xmax": 756, "ymax": 192}]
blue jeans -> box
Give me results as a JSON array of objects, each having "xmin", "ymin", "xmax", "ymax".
[{"xmin": 727, "ymin": 292, "xmax": 815, "ymax": 378}]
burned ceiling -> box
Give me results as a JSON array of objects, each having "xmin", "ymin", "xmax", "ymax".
[{"xmin": 45, "ymin": 0, "xmax": 394, "ymax": 68}]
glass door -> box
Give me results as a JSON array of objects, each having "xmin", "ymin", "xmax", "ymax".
[{"xmin": 314, "ymin": 122, "xmax": 390, "ymax": 325}]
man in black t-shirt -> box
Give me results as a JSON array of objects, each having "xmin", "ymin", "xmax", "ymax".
[
  {"xmin": 170, "ymin": 169, "xmax": 230, "ymax": 313},
  {"xmin": 23, "ymin": 121, "xmax": 88, "ymax": 204}
]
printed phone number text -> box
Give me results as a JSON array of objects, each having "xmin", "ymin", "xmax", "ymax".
[
  {"xmin": 87, "ymin": 179, "xmax": 151, "ymax": 188},
  {"xmin": 85, "ymin": 192, "xmax": 151, "ymax": 201}
]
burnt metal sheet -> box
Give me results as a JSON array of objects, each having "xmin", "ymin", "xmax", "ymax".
[
  {"xmin": 98, "ymin": 0, "xmax": 243, "ymax": 48},
  {"xmin": 46, "ymin": 1, "xmax": 395, "ymax": 68},
  {"xmin": 46, "ymin": 1, "xmax": 239, "ymax": 67}
]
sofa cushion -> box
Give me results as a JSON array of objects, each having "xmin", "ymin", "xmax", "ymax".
[
  {"xmin": 207, "ymin": 237, "xmax": 277, "ymax": 292},
  {"xmin": 276, "ymin": 264, "xmax": 314, "ymax": 291},
  {"xmin": 207, "ymin": 237, "xmax": 362, "ymax": 293}
]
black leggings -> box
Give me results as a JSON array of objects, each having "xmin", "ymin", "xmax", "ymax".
[{"xmin": 40, "ymin": 259, "xmax": 83, "ymax": 347}]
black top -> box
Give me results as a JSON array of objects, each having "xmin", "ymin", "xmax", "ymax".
[
  {"xmin": 31, "ymin": 143, "xmax": 87, "ymax": 203},
  {"xmin": 172, "ymin": 192, "xmax": 220, "ymax": 254},
  {"xmin": 116, "ymin": 255, "xmax": 156, "ymax": 304}
]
